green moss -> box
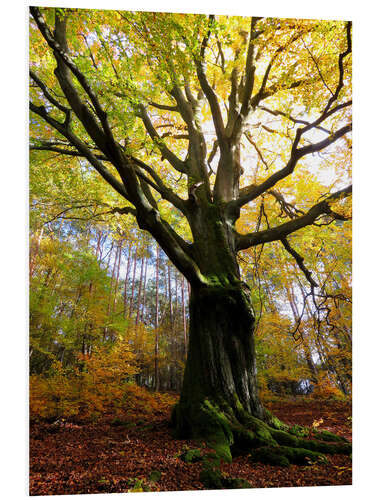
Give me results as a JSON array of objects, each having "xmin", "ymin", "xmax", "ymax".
[
  {"xmin": 281, "ymin": 446, "xmax": 327, "ymax": 465},
  {"xmin": 251, "ymin": 445, "xmax": 327, "ymax": 466},
  {"xmin": 297, "ymin": 438, "xmax": 352, "ymax": 455},
  {"xmin": 148, "ymin": 470, "xmax": 162, "ymax": 482},
  {"xmin": 263, "ymin": 409, "xmax": 289, "ymax": 431},
  {"xmin": 200, "ymin": 400, "xmax": 233, "ymax": 463},
  {"xmin": 224, "ymin": 477, "xmax": 253, "ymax": 489},
  {"xmin": 199, "ymin": 466, "xmax": 253, "ymax": 490},
  {"xmin": 179, "ymin": 448, "xmax": 203, "ymax": 463},
  {"xmin": 237, "ymin": 413, "xmax": 278, "ymax": 447},
  {"xmin": 270, "ymin": 429, "xmax": 299, "ymax": 447},
  {"xmin": 231, "ymin": 425, "xmax": 257, "ymax": 456},
  {"xmin": 289, "ymin": 424, "xmax": 309, "ymax": 437},
  {"xmin": 250, "ymin": 447, "xmax": 290, "ymax": 467},
  {"xmin": 312, "ymin": 429, "xmax": 349, "ymax": 443},
  {"xmin": 199, "ymin": 467, "xmax": 224, "ymax": 489}
]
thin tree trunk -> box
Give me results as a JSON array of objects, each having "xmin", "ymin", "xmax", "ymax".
[
  {"xmin": 123, "ymin": 241, "xmax": 133, "ymax": 318},
  {"xmin": 154, "ymin": 244, "xmax": 160, "ymax": 391},
  {"xmin": 105, "ymin": 241, "xmax": 114, "ymax": 272},
  {"xmin": 135, "ymin": 254, "xmax": 145, "ymax": 326},
  {"xmin": 129, "ymin": 245, "xmax": 138, "ymax": 319},
  {"xmin": 112, "ymin": 239, "xmax": 123, "ymax": 315},
  {"xmin": 95, "ymin": 230, "xmax": 102, "ymax": 259},
  {"xmin": 140, "ymin": 257, "xmax": 148, "ymax": 324},
  {"xmin": 29, "ymin": 226, "xmax": 44, "ymax": 278},
  {"xmin": 181, "ymin": 276, "xmax": 187, "ymax": 359}
]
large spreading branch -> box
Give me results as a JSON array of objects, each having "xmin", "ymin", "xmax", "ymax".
[
  {"xmin": 31, "ymin": 8, "xmax": 115, "ymax": 158},
  {"xmin": 29, "ymin": 8, "xmax": 204, "ymax": 285},
  {"xmin": 236, "ymin": 185, "xmax": 351, "ymax": 250},
  {"xmin": 194, "ymin": 15, "xmax": 226, "ymax": 148},
  {"xmin": 30, "ymin": 9, "xmax": 352, "ymax": 286},
  {"xmin": 29, "ymin": 102, "xmax": 129, "ymax": 200},
  {"xmin": 137, "ymin": 104, "xmax": 188, "ymax": 174},
  {"xmin": 281, "ymin": 237, "xmax": 318, "ymax": 288},
  {"xmin": 231, "ymin": 122, "xmax": 351, "ymax": 211}
]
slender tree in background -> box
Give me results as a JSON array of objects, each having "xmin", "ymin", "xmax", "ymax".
[
  {"xmin": 29, "ymin": 8, "xmax": 352, "ymax": 461},
  {"xmin": 123, "ymin": 241, "xmax": 133, "ymax": 317},
  {"xmin": 154, "ymin": 244, "xmax": 160, "ymax": 391},
  {"xmin": 135, "ymin": 253, "xmax": 144, "ymax": 326},
  {"xmin": 129, "ymin": 245, "xmax": 138, "ymax": 319},
  {"xmin": 181, "ymin": 277, "xmax": 187, "ymax": 358},
  {"xmin": 140, "ymin": 257, "xmax": 148, "ymax": 324}
]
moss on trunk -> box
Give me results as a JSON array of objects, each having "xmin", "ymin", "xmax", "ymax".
[{"xmin": 171, "ymin": 281, "xmax": 351, "ymax": 467}]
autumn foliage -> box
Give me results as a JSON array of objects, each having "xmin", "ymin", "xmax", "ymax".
[
  {"xmin": 30, "ymin": 340, "xmax": 178, "ymax": 421},
  {"xmin": 28, "ymin": 6, "xmax": 352, "ymax": 493}
]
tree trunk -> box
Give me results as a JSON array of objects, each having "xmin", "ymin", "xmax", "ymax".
[
  {"xmin": 171, "ymin": 209, "xmax": 350, "ymax": 463},
  {"xmin": 154, "ymin": 244, "xmax": 160, "ymax": 391},
  {"xmin": 135, "ymin": 254, "xmax": 144, "ymax": 326},
  {"xmin": 181, "ymin": 276, "xmax": 187, "ymax": 359},
  {"xmin": 173, "ymin": 280, "xmax": 263, "ymax": 431}
]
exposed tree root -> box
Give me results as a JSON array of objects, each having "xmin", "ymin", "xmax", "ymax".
[{"xmin": 171, "ymin": 397, "xmax": 351, "ymax": 469}]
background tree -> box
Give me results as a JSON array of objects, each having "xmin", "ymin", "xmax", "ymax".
[{"xmin": 29, "ymin": 8, "xmax": 351, "ymax": 462}]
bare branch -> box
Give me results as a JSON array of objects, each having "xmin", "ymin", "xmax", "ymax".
[
  {"xmin": 258, "ymin": 105, "xmax": 332, "ymax": 134},
  {"xmin": 322, "ymin": 21, "xmax": 352, "ymax": 115},
  {"xmin": 149, "ymin": 101, "xmax": 179, "ymax": 112},
  {"xmin": 244, "ymin": 132, "xmax": 270, "ymax": 169},
  {"xmin": 281, "ymin": 237, "xmax": 318, "ymax": 288},
  {"xmin": 239, "ymin": 17, "xmax": 261, "ymax": 117},
  {"xmin": 30, "ymin": 143, "xmax": 108, "ymax": 161}
]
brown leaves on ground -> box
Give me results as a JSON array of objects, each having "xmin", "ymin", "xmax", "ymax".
[{"xmin": 29, "ymin": 398, "xmax": 351, "ymax": 495}]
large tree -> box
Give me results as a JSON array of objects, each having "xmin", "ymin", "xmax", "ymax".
[{"xmin": 29, "ymin": 7, "xmax": 352, "ymax": 462}]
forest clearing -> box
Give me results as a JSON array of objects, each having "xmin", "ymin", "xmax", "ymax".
[{"xmin": 29, "ymin": 6, "xmax": 352, "ymax": 495}]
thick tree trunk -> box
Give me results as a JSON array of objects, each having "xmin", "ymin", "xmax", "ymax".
[
  {"xmin": 179, "ymin": 282, "xmax": 263, "ymax": 421},
  {"xmin": 171, "ymin": 214, "xmax": 350, "ymax": 464}
]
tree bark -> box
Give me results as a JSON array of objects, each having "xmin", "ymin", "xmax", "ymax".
[
  {"xmin": 173, "ymin": 281, "xmax": 263, "ymax": 423},
  {"xmin": 181, "ymin": 276, "xmax": 187, "ymax": 359},
  {"xmin": 123, "ymin": 242, "xmax": 133, "ymax": 318},
  {"xmin": 154, "ymin": 244, "xmax": 160, "ymax": 391}
]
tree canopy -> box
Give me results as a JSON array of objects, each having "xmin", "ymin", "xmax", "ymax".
[
  {"xmin": 29, "ymin": 6, "xmax": 352, "ymax": 471},
  {"xmin": 29, "ymin": 8, "xmax": 351, "ymax": 282}
]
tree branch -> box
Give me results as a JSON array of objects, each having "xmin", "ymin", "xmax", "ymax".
[
  {"xmin": 281, "ymin": 237, "xmax": 318, "ymax": 288},
  {"xmin": 137, "ymin": 104, "xmax": 188, "ymax": 174},
  {"xmin": 29, "ymin": 70, "xmax": 71, "ymax": 115},
  {"xmin": 236, "ymin": 185, "xmax": 352, "ymax": 250},
  {"xmin": 29, "ymin": 101, "xmax": 129, "ymax": 200},
  {"xmin": 30, "ymin": 143, "xmax": 108, "ymax": 161},
  {"xmin": 130, "ymin": 156, "xmax": 187, "ymax": 214},
  {"xmin": 322, "ymin": 21, "xmax": 352, "ymax": 115},
  {"xmin": 194, "ymin": 15, "xmax": 226, "ymax": 147},
  {"xmin": 232, "ymin": 122, "xmax": 351, "ymax": 209},
  {"xmin": 258, "ymin": 105, "xmax": 332, "ymax": 134},
  {"xmin": 30, "ymin": 7, "xmax": 116, "ymax": 153},
  {"xmin": 239, "ymin": 17, "xmax": 261, "ymax": 118}
]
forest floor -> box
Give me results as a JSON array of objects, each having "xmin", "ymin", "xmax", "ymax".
[{"xmin": 29, "ymin": 397, "xmax": 352, "ymax": 495}]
